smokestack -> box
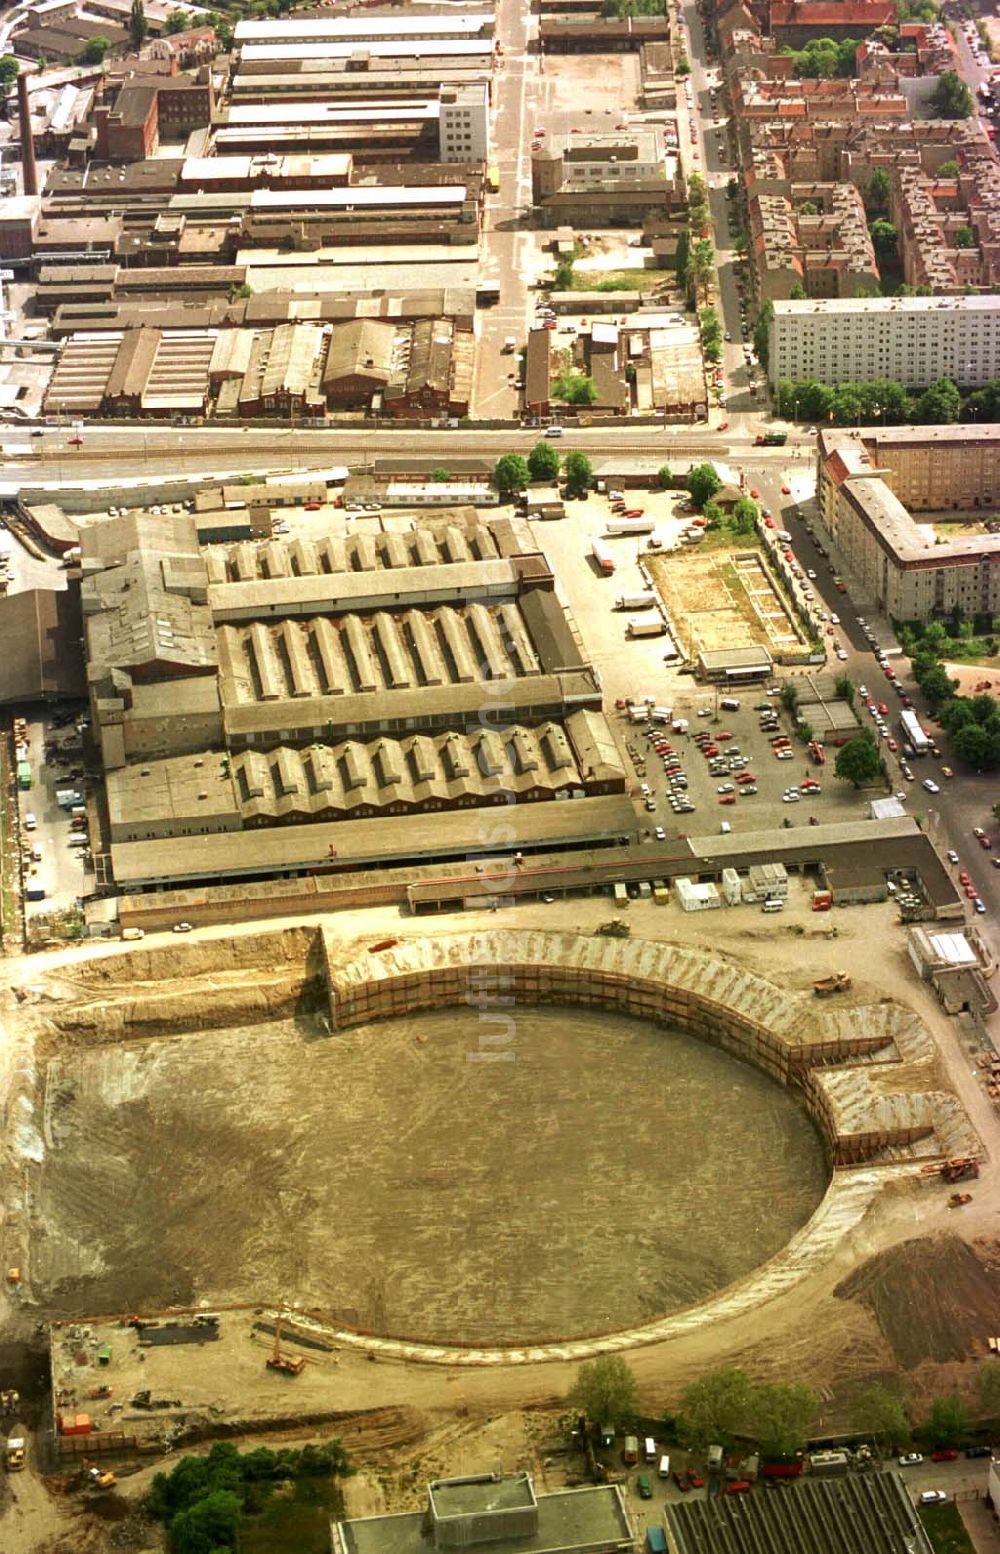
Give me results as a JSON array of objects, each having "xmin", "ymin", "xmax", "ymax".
[{"xmin": 17, "ymin": 72, "xmax": 38, "ymax": 198}]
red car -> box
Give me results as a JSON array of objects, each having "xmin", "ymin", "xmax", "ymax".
[
  {"xmin": 877, "ymin": 702, "xmax": 888, "ymax": 715},
  {"xmin": 686, "ymin": 1470, "xmax": 705, "ymax": 1489},
  {"xmin": 932, "ymin": 1449, "xmax": 960, "ymax": 1462},
  {"xmin": 781, "ymin": 484, "xmax": 791, "ymax": 494},
  {"xmin": 715, "ymin": 731, "xmax": 734, "ymax": 741},
  {"xmin": 623, "ymin": 509, "xmax": 645, "ymax": 519},
  {"xmin": 68, "ymin": 435, "xmax": 83, "ymax": 446},
  {"xmin": 980, "ymin": 836, "xmax": 993, "ymax": 849},
  {"xmin": 718, "ymin": 420, "xmax": 729, "ymax": 431},
  {"xmin": 725, "ymin": 1481, "xmax": 752, "ymax": 1496},
  {"xmin": 304, "ymin": 501, "xmax": 321, "ymax": 510},
  {"xmin": 966, "ymin": 884, "xmax": 977, "ymax": 899},
  {"xmin": 884, "ymin": 666, "xmax": 895, "ymax": 679},
  {"xmin": 764, "ymin": 516, "xmax": 775, "ymax": 528},
  {"xmin": 719, "ymin": 794, "xmax": 737, "ymax": 805},
  {"xmin": 887, "ymin": 738, "xmax": 898, "ymax": 752},
  {"xmin": 750, "ymin": 488, "xmax": 760, "ymax": 499},
  {"xmin": 736, "ymin": 772, "xmax": 756, "ymax": 784}
]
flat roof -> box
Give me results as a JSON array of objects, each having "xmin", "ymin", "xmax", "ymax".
[
  {"xmin": 775, "ymin": 294, "xmax": 1000, "ymax": 318},
  {"xmin": 249, "ymin": 185, "xmax": 464, "ymax": 208},
  {"xmin": 227, "ymin": 101, "xmax": 440, "ymax": 125},
  {"xmin": 109, "ymin": 793, "xmax": 634, "ymax": 886},
  {"xmin": 235, "ymin": 15, "xmax": 492, "ymax": 41},
  {"xmin": 334, "ymin": 1483, "xmax": 632, "ymax": 1554},
  {"xmin": 238, "ymin": 38, "xmax": 492, "ymax": 60},
  {"xmin": 209, "ymin": 557, "xmax": 518, "ymax": 619}
]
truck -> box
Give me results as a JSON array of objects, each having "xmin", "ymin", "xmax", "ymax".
[
  {"xmin": 5, "ymin": 1424, "xmax": 26, "ymax": 1471},
  {"xmin": 645, "ymin": 1529, "xmax": 667, "ymax": 1554},
  {"xmin": 755, "ymin": 431, "xmax": 787, "ymax": 445},
  {"xmin": 809, "ymin": 1450, "xmax": 849, "ymax": 1477},
  {"xmin": 900, "ymin": 709, "xmax": 931, "ymax": 756},
  {"xmin": 16, "ymin": 760, "xmax": 31, "ymax": 790},
  {"xmin": 626, "ymin": 617, "xmax": 667, "ymax": 639},
  {"xmin": 606, "ymin": 516, "xmax": 655, "ymax": 536},
  {"xmin": 592, "ymin": 537, "xmax": 615, "ymax": 575},
  {"xmin": 56, "ymin": 788, "xmax": 83, "ymax": 808},
  {"xmin": 615, "ymin": 591, "xmax": 656, "ymax": 611},
  {"xmin": 808, "ymin": 739, "xmax": 826, "ymax": 766}
]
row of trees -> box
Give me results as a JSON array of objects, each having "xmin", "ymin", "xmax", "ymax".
[
  {"xmin": 569, "ymin": 1354, "xmax": 1000, "ymax": 1459},
  {"xmin": 700, "ymin": 306, "xmax": 722, "ymax": 365},
  {"xmin": 775, "ymin": 375, "xmax": 963, "ymax": 426},
  {"xmin": 494, "ymin": 445, "xmax": 594, "ymax": 498}
]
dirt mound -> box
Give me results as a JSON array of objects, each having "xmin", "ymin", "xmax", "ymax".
[
  {"xmin": 834, "ymin": 1233, "xmax": 995, "ymax": 1369},
  {"xmin": 67, "ymin": 926, "xmax": 321, "ymax": 989}
]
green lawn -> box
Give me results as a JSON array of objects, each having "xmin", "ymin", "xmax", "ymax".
[
  {"xmin": 242, "ymin": 1476, "xmax": 345, "ymax": 1554},
  {"xmin": 569, "ymin": 268, "xmax": 666, "ymax": 293},
  {"xmin": 919, "ymin": 1502, "xmax": 977, "ymax": 1554},
  {"xmin": 0, "ymin": 739, "xmax": 17, "ymax": 943}
]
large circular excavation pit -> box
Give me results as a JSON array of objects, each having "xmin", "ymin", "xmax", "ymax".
[{"xmin": 36, "ymin": 1005, "xmax": 827, "ymax": 1345}]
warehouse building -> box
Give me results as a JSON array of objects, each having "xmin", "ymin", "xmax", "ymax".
[
  {"xmin": 667, "ymin": 1469, "xmax": 933, "ymax": 1554},
  {"xmin": 79, "ymin": 511, "xmax": 628, "ymax": 895}
]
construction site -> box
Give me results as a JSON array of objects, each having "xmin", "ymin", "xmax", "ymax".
[{"xmin": 1, "ymin": 888, "xmax": 1000, "ymax": 1554}]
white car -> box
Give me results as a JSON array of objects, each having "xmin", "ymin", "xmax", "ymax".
[
  {"xmin": 947, "ymin": 849, "xmax": 959, "ymax": 864},
  {"xmin": 654, "ymin": 826, "xmax": 666, "ymax": 840},
  {"xmin": 923, "ymin": 778, "xmax": 941, "ymax": 794},
  {"xmin": 918, "ymin": 1491, "xmax": 947, "ymax": 1506},
  {"xmin": 807, "ymin": 569, "xmax": 817, "ymax": 580},
  {"xmin": 830, "ymin": 613, "xmax": 840, "ymax": 625},
  {"xmin": 23, "ymin": 812, "xmax": 37, "ymax": 831}
]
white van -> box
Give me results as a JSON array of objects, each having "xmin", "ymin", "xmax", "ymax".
[
  {"xmin": 644, "ymin": 1438, "xmax": 657, "ymax": 1464},
  {"xmin": 762, "ymin": 897, "xmax": 785, "ymax": 912},
  {"xmin": 121, "ymin": 927, "xmax": 145, "ymax": 941},
  {"xmin": 544, "ymin": 425, "xmax": 564, "ymax": 438},
  {"xmin": 720, "ymin": 696, "xmax": 741, "ymax": 711},
  {"xmin": 658, "ymin": 1454, "xmax": 671, "ymax": 1479}
]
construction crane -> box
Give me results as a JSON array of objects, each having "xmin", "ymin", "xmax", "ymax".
[{"xmin": 265, "ymin": 1311, "xmax": 304, "ymax": 1377}]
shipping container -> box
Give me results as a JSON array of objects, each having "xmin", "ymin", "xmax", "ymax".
[
  {"xmin": 615, "ymin": 592, "xmax": 657, "ymax": 611},
  {"xmin": 606, "ymin": 516, "xmax": 655, "ymax": 536}
]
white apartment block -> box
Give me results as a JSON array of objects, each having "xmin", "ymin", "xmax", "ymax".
[
  {"xmin": 768, "ymin": 295, "xmax": 1000, "ymax": 389},
  {"xmin": 439, "ymin": 83, "xmax": 490, "ymax": 164}
]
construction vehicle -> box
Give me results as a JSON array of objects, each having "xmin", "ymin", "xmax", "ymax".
[
  {"xmin": 5, "ymin": 1424, "xmax": 26, "ymax": 1471},
  {"xmin": 86, "ymin": 1466, "xmax": 116, "ymax": 1490},
  {"xmin": 813, "ymin": 971, "xmax": 851, "ymax": 996},
  {"xmin": 596, "ymin": 919, "xmax": 630, "ymax": 938},
  {"xmin": 948, "ymin": 1192, "xmax": 973, "ymax": 1208},
  {"xmin": 919, "ymin": 1157, "xmax": 979, "ymax": 1183},
  {"xmin": 265, "ymin": 1312, "xmax": 305, "ymax": 1377}
]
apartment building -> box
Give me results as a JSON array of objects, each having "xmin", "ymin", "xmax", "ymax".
[
  {"xmin": 769, "ymin": 295, "xmax": 1000, "ymax": 388},
  {"xmin": 817, "ymin": 426, "xmax": 1000, "ymax": 621}
]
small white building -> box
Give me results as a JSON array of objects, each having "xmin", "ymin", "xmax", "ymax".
[
  {"xmin": 675, "ymin": 877, "xmax": 722, "ymax": 912},
  {"xmin": 743, "ymin": 862, "xmax": 788, "ymax": 903},
  {"xmin": 721, "ymin": 867, "xmax": 741, "ymax": 906}
]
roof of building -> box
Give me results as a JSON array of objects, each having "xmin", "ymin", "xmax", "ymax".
[
  {"xmin": 0, "ymin": 588, "xmax": 86, "ymax": 705},
  {"xmin": 668, "ymin": 1468, "xmax": 932, "ymax": 1554},
  {"xmin": 234, "ymin": 14, "xmax": 493, "ymax": 42},
  {"xmin": 335, "ymin": 1481, "xmax": 633, "ymax": 1554},
  {"xmin": 774, "ymin": 294, "xmax": 1000, "ymax": 318}
]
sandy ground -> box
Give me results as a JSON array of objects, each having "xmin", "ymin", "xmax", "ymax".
[{"xmin": 3, "ymin": 889, "xmax": 1000, "ymax": 1552}]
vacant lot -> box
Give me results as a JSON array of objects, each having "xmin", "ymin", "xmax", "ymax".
[
  {"xmin": 648, "ymin": 542, "xmax": 806, "ymax": 660},
  {"xmin": 34, "ymin": 1005, "xmax": 826, "ymax": 1344}
]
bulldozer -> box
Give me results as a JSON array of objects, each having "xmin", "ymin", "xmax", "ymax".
[
  {"xmin": 813, "ymin": 971, "xmax": 851, "ymax": 996},
  {"xmin": 596, "ymin": 919, "xmax": 630, "ymax": 939}
]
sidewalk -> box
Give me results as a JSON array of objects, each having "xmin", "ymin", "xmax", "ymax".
[{"xmin": 961, "ymin": 1496, "xmax": 1000, "ymax": 1552}]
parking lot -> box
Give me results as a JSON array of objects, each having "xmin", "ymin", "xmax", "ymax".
[{"xmin": 15, "ymin": 706, "xmax": 90, "ymax": 928}]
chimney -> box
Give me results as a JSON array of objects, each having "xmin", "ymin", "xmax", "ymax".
[{"xmin": 17, "ymin": 72, "xmax": 38, "ymax": 197}]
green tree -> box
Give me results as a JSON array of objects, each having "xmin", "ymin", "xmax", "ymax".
[
  {"xmin": 834, "ymin": 730, "xmax": 881, "ymax": 787},
  {"xmin": 916, "ymin": 377, "xmax": 961, "ymax": 424},
  {"xmin": 0, "ymin": 54, "xmax": 20, "ymax": 91},
  {"xmin": 979, "ymin": 1362, "xmax": 1000, "ymax": 1418},
  {"xmin": 527, "ymin": 440, "xmax": 561, "ymax": 481},
  {"xmin": 129, "ymin": 0, "xmax": 148, "ymax": 48},
  {"xmin": 431, "ymin": 466, "xmax": 451, "ymax": 483},
  {"xmin": 678, "ymin": 1367, "xmax": 752, "ymax": 1452},
  {"xmin": 780, "ymin": 682, "xmax": 799, "ymax": 713},
  {"xmin": 748, "ymin": 1383, "xmax": 816, "ymax": 1459},
  {"xmin": 866, "ymin": 167, "xmax": 891, "ymax": 212},
  {"xmin": 164, "ymin": 8, "xmax": 193, "ymax": 33},
  {"xmin": 169, "ymin": 1488, "xmax": 242, "ymax": 1554},
  {"xmin": 856, "ymin": 1384, "xmax": 910, "ymax": 1451},
  {"xmin": 80, "ymin": 33, "xmax": 111, "ymax": 62},
  {"xmin": 730, "ymin": 496, "xmax": 758, "ymax": 534},
  {"xmin": 869, "ymin": 219, "xmax": 898, "ymax": 270},
  {"xmin": 954, "ymin": 225, "xmax": 975, "ymax": 249},
  {"xmin": 924, "ymin": 1395, "xmax": 970, "ymax": 1450},
  {"xmin": 676, "ymin": 53, "xmax": 691, "ymax": 75},
  {"xmin": 938, "ymin": 159, "xmax": 959, "ymax": 177},
  {"xmin": 753, "ymin": 300, "xmax": 774, "ymax": 371},
  {"xmin": 691, "ymin": 239, "xmax": 714, "ymax": 302},
  {"xmin": 687, "ymin": 462, "xmax": 722, "ymax": 509},
  {"xmin": 657, "ymin": 463, "xmax": 673, "ymax": 490},
  {"xmin": 931, "ymin": 69, "xmax": 973, "ymax": 119},
  {"xmin": 798, "ymin": 201, "xmax": 819, "ymax": 215},
  {"xmin": 834, "ymin": 675, "xmax": 854, "ymax": 704},
  {"xmin": 568, "ymin": 1355, "xmax": 638, "ymax": 1432},
  {"xmin": 552, "ymin": 372, "xmax": 598, "ymax": 407},
  {"xmin": 493, "ymin": 454, "xmax": 529, "ymax": 497},
  {"xmin": 563, "ymin": 450, "xmax": 594, "ymax": 496},
  {"xmin": 952, "ymin": 721, "xmax": 998, "ymax": 768},
  {"xmin": 703, "ymin": 499, "xmax": 724, "ymax": 530}
]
